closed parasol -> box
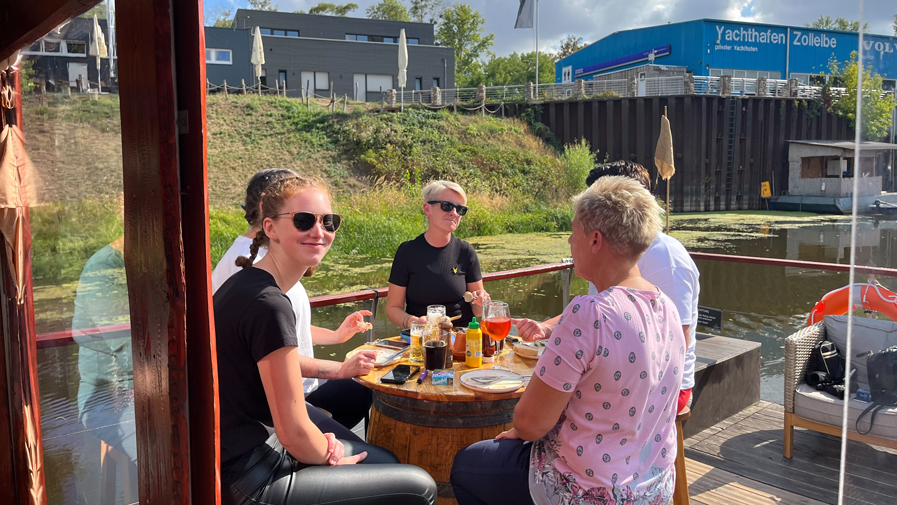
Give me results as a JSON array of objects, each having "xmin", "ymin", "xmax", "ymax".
[
  {"xmin": 89, "ymin": 15, "xmax": 108, "ymax": 96},
  {"xmin": 398, "ymin": 29, "xmax": 408, "ymax": 111},
  {"xmin": 654, "ymin": 107, "xmax": 674, "ymax": 233},
  {"xmin": 251, "ymin": 27, "xmax": 265, "ymax": 96}
]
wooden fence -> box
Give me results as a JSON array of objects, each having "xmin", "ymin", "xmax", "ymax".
[{"xmin": 536, "ymin": 96, "xmax": 857, "ymax": 212}]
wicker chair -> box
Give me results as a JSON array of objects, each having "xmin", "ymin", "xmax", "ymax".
[{"xmin": 784, "ymin": 322, "xmax": 897, "ymax": 458}]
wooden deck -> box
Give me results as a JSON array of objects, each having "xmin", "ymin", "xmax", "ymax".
[{"xmin": 685, "ymin": 401, "xmax": 897, "ymax": 505}]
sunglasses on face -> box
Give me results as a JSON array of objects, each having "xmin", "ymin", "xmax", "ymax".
[
  {"xmin": 273, "ymin": 212, "xmax": 342, "ymax": 232},
  {"xmin": 427, "ymin": 200, "xmax": 468, "ymax": 216}
]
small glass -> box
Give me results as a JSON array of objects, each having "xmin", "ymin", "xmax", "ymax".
[
  {"xmin": 409, "ymin": 322, "xmax": 425, "ymax": 365},
  {"xmin": 427, "ymin": 305, "xmax": 446, "ymax": 324}
]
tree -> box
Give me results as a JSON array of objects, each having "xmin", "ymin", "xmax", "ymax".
[
  {"xmin": 556, "ymin": 34, "xmax": 586, "ymax": 59},
  {"xmin": 205, "ymin": 4, "xmax": 233, "ymax": 27},
  {"xmin": 248, "ymin": 0, "xmax": 278, "ymax": 11},
  {"xmin": 483, "ymin": 51, "xmax": 555, "ymax": 86},
  {"xmin": 409, "ymin": 0, "xmax": 444, "ymax": 24},
  {"xmin": 805, "ymin": 15, "xmax": 868, "ymax": 32},
  {"xmin": 366, "ymin": 0, "xmax": 410, "ymax": 21},
  {"xmin": 436, "ymin": 3, "xmax": 495, "ymax": 88},
  {"xmin": 79, "ymin": 3, "xmax": 106, "ymax": 18},
  {"xmin": 300, "ymin": 2, "xmax": 358, "ymax": 16},
  {"xmin": 828, "ymin": 52, "xmax": 896, "ymax": 140}
]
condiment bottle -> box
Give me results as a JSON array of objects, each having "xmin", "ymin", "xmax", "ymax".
[
  {"xmin": 466, "ymin": 317, "xmax": 483, "ymax": 368},
  {"xmin": 439, "ymin": 320, "xmax": 455, "ymax": 367}
]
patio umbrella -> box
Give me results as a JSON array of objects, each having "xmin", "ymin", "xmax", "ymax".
[
  {"xmin": 251, "ymin": 27, "xmax": 265, "ymax": 96},
  {"xmin": 398, "ymin": 29, "xmax": 408, "ymax": 111},
  {"xmin": 655, "ymin": 107, "xmax": 675, "ymax": 234},
  {"xmin": 0, "ymin": 79, "xmax": 40, "ymax": 304},
  {"xmin": 89, "ymin": 15, "xmax": 108, "ymax": 96}
]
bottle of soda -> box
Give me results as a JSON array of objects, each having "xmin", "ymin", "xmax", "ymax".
[{"xmin": 466, "ymin": 317, "xmax": 483, "ymax": 368}]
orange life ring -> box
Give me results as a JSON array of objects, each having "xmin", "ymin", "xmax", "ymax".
[{"xmin": 807, "ymin": 283, "xmax": 897, "ymax": 326}]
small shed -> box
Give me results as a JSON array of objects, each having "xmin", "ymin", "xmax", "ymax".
[{"xmin": 779, "ymin": 140, "xmax": 897, "ymax": 213}]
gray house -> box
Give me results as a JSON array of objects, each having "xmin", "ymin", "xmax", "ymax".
[
  {"xmin": 205, "ymin": 27, "xmax": 253, "ymax": 88},
  {"xmin": 211, "ymin": 9, "xmax": 454, "ymax": 101}
]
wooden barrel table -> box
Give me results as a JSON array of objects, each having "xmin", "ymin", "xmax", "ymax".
[{"xmin": 352, "ymin": 343, "xmax": 536, "ymax": 505}]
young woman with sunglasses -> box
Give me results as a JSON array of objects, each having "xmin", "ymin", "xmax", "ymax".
[
  {"xmin": 214, "ymin": 174, "xmax": 437, "ymax": 505},
  {"xmin": 212, "ymin": 169, "xmax": 374, "ymax": 441},
  {"xmin": 387, "ymin": 180, "xmax": 490, "ymax": 329}
]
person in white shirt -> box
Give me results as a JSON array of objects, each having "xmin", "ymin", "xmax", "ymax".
[
  {"xmin": 212, "ymin": 168, "xmax": 373, "ymax": 439},
  {"xmin": 513, "ymin": 161, "xmax": 700, "ymax": 412}
]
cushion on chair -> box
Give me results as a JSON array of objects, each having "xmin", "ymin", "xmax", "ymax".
[
  {"xmin": 793, "ymin": 383, "xmax": 897, "ymax": 440},
  {"xmin": 824, "ymin": 315, "xmax": 897, "ymax": 391}
]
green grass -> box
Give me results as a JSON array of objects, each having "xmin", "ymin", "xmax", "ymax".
[{"xmin": 30, "ymin": 198, "xmax": 124, "ymax": 286}]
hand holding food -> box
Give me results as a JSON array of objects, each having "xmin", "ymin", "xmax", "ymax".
[
  {"xmin": 464, "ymin": 290, "xmax": 491, "ymax": 306},
  {"xmin": 337, "ymin": 310, "xmax": 374, "ymax": 342}
]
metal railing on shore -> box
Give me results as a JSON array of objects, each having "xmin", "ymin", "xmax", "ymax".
[
  {"xmin": 35, "ymin": 254, "xmax": 897, "ymax": 348},
  {"xmin": 391, "ymin": 77, "xmax": 892, "ymax": 104}
]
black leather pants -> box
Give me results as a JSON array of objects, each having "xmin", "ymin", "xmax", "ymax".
[{"xmin": 223, "ymin": 433, "xmax": 437, "ymax": 505}]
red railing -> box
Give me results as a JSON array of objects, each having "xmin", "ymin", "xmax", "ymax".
[{"xmin": 34, "ymin": 255, "xmax": 897, "ymax": 349}]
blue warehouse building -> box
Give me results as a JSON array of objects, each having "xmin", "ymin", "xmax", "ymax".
[{"xmin": 556, "ymin": 19, "xmax": 897, "ymax": 90}]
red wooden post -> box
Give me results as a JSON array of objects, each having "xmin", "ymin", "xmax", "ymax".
[
  {"xmin": 170, "ymin": 0, "xmax": 221, "ymax": 502},
  {"xmin": 116, "ymin": 0, "xmax": 196, "ymax": 502}
]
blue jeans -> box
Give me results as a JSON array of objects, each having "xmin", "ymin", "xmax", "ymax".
[{"xmin": 450, "ymin": 439, "xmax": 535, "ymax": 505}]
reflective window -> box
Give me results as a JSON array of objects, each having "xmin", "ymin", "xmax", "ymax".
[
  {"xmin": 20, "ymin": 9, "xmax": 135, "ymax": 505},
  {"xmin": 287, "ymin": 30, "xmax": 299, "ymax": 37},
  {"xmin": 66, "ymin": 41, "xmax": 87, "ymax": 55},
  {"xmin": 408, "ymin": 38, "xmax": 419, "ymax": 45},
  {"xmin": 206, "ymin": 49, "xmax": 232, "ymax": 65},
  {"xmin": 272, "ymin": 29, "xmax": 286, "ymax": 36}
]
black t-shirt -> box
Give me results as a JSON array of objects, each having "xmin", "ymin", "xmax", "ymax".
[
  {"xmin": 213, "ymin": 267, "xmax": 298, "ymax": 468},
  {"xmin": 388, "ymin": 234, "xmax": 482, "ymax": 327}
]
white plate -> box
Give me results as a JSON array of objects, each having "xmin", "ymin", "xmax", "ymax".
[
  {"xmin": 512, "ymin": 341, "xmax": 546, "ymax": 360},
  {"xmin": 459, "ymin": 369, "xmax": 528, "ymax": 394},
  {"xmin": 347, "ymin": 347, "xmax": 405, "ymax": 368}
]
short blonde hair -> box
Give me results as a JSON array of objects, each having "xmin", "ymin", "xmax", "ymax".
[
  {"xmin": 422, "ymin": 180, "xmax": 467, "ymax": 205},
  {"xmin": 573, "ymin": 176, "xmax": 662, "ymax": 258}
]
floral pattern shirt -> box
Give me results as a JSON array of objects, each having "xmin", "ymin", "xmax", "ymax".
[{"xmin": 528, "ymin": 288, "xmax": 685, "ymax": 505}]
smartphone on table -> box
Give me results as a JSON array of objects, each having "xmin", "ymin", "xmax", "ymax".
[
  {"xmin": 381, "ymin": 364, "xmax": 421, "ymax": 384},
  {"xmin": 374, "ymin": 339, "xmax": 410, "ymax": 351}
]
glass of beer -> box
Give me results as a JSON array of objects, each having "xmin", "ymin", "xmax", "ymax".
[
  {"xmin": 409, "ymin": 322, "xmax": 425, "ymax": 365},
  {"xmin": 424, "ymin": 340, "xmax": 448, "ymax": 371},
  {"xmin": 483, "ymin": 301, "xmax": 511, "ymax": 348},
  {"xmin": 427, "ymin": 305, "xmax": 446, "ymax": 324}
]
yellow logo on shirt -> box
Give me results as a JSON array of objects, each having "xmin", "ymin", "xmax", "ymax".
[{"xmin": 453, "ymin": 268, "xmax": 458, "ymax": 273}]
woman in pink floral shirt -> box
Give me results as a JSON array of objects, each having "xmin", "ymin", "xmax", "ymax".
[{"xmin": 451, "ymin": 176, "xmax": 685, "ymax": 505}]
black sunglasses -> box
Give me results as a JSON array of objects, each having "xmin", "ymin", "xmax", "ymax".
[
  {"xmin": 427, "ymin": 200, "xmax": 468, "ymax": 216},
  {"xmin": 273, "ymin": 212, "xmax": 342, "ymax": 232}
]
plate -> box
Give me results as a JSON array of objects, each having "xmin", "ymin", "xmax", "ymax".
[
  {"xmin": 512, "ymin": 340, "xmax": 546, "ymax": 360},
  {"xmin": 459, "ymin": 369, "xmax": 527, "ymax": 394},
  {"xmin": 347, "ymin": 346, "xmax": 406, "ymax": 367}
]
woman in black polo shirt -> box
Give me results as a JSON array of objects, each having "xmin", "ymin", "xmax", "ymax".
[
  {"xmin": 386, "ymin": 180, "xmax": 490, "ymax": 329},
  {"xmin": 214, "ymin": 174, "xmax": 436, "ymax": 505}
]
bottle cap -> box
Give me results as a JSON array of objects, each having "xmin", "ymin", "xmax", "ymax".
[{"xmin": 468, "ymin": 317, "xmax": 480, "ymax": 329}]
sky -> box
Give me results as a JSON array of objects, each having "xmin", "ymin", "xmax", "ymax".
[{"xmin": 207, "ymin": 0, "xmax": 897, "ymax": 57}]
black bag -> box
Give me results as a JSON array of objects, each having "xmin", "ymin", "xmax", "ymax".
[
  {"xmin": 811, "ymin": 340, "xmax": 845, "ymax": 381},
  {"xmin": 855, "ymin": 346, "xmax": 897, "ymax": 435},
  {"xmin": 806, "ymin": 340, "xmax": 847, "ymax": 399}
]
